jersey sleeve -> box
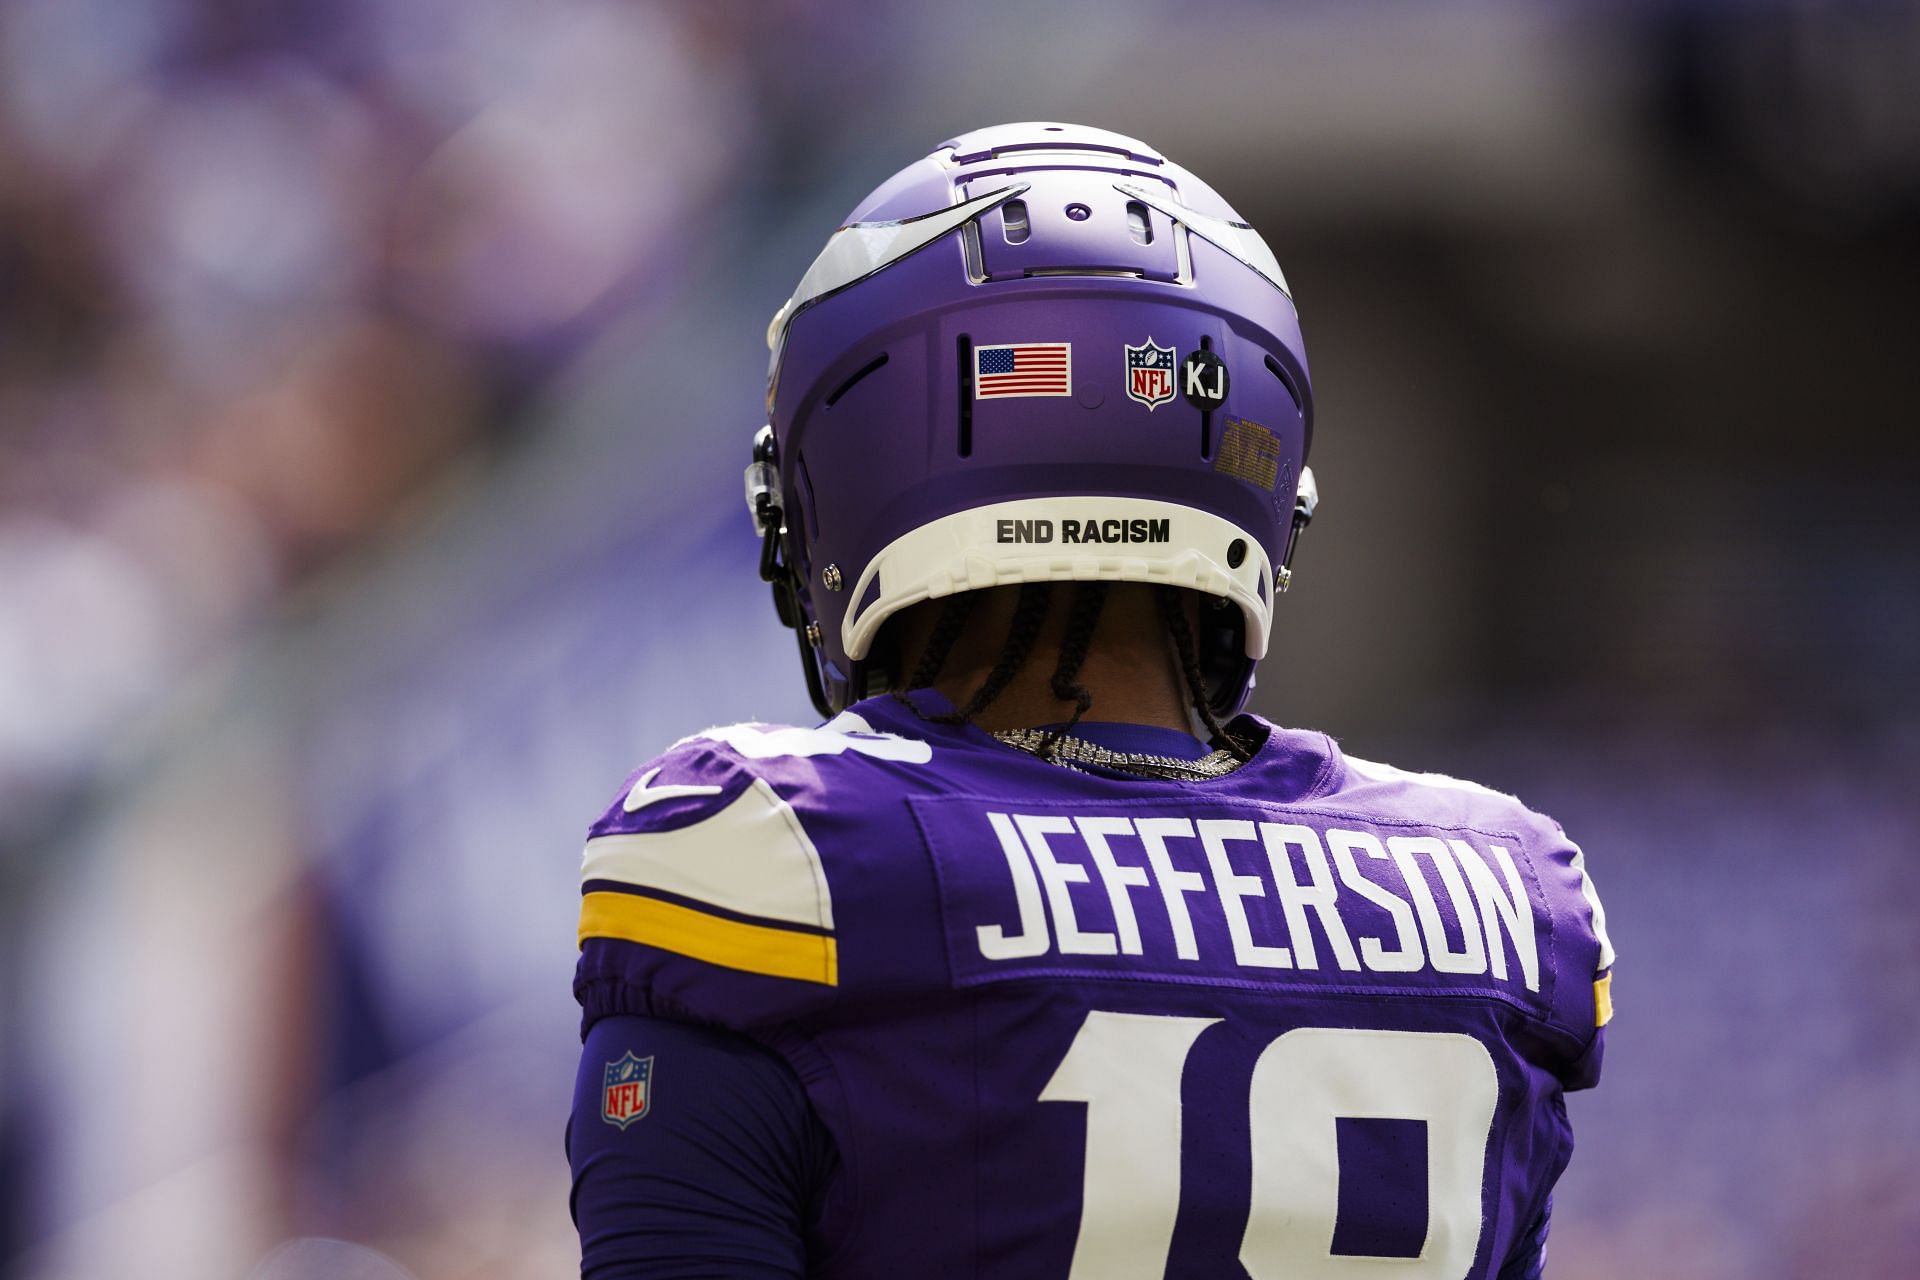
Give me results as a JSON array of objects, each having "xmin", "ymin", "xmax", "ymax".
[
  {"xmin": 568, "ymin": 1014, "xmax": 836, "ymax": 1279},
  {"xmin": 1494, "ymin": 1196, "xmax": 1551, "ymax": 1280},
  {"xmin": 573, "ymin": 732, "xmax": 841, "ymax": 1038},
  {"xmin": 1532, "ymin": 815, "xmax": 1615, "ymax": 1090}
]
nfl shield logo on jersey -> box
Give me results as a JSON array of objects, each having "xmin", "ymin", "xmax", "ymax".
[
  {"xmin": 1124, "ymin": 338, "xmax": 1176, "ymax": 410},
  {"xmin": 601, "ymin": 1052, "xmax": 653, "ymax": 1129}
]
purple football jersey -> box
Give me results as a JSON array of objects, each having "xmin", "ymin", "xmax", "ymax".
[{"xmin": 574, "ymin": 694, "xmax": 1613, "ymax": 1279}]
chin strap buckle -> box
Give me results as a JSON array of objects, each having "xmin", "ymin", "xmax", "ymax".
[
  {"xmin": 745, "ymin": 425, "xmax": 836, "ymax": 717},
  {"xmin": 746, "ymin": 424, "xmax": 794, "ymax": 610},
  {"xmin": 746, "ymin": 424, "xmax": 783, "ymax": 540},
  {"xmin": 1276, "ymin": 466, "xmax": 1318, "ymax": 594}
]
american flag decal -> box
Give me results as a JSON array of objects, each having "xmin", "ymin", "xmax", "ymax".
[{"xmin": 975, "ymin": 342, "xmax": 1072, "ymax": 398}]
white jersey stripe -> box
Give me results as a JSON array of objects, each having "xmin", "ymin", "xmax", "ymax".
[
  {"xmin": 1569, "ymin": 847, "xmax": 1615, "ymax": 971},
  {"xmin": 583, "ymin": 778, "xmax": 834, "ymax": 931}
]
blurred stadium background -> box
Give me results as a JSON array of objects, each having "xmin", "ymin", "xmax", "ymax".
[{"xmin": 3, "ymin": 1, "xmax": 1917, "ymax": 1277}]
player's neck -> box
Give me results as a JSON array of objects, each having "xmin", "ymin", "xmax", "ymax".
[
  {"xmin": 918, "ymin": 584, "xmax": 1199, "ymax": 738},
  {"xmin": 933, "ymin": 649, "xmax": 1195, "ymax": 737}
]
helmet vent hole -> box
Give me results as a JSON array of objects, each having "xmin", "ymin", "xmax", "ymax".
[
  {"xmin": 957, "ymin": 334, "xmax": 974, "ymax": 457},
  {"xmin": 1198, "ymin": 334, "xmax": 1215, "ymax": 459},
  {"xmin": 1263, "ymin": 352, "xmax": 1302, "ymax": 412},
  {"xmin": 1001, "ymin": 200, "xmax": 1030, "ymax": 244},
  {"xmin": 1126, "ymin": 201, "xmax": 1152, "ymax": 245},
  {"xmin": 796, "ymin": 451, "xmax": 819, "ymax": 539},
  {"xmin": 824, "ymin": 351, "xmax": 889, "ymax": 408}
]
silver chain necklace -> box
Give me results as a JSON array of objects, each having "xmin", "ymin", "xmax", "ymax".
[{"xmin": 991, "ymin": 728, "xmax": 1245, "ymax": 780}]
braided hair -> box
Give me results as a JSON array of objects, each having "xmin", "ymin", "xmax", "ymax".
[
  {"xmin": 896, "ymin": 592, "xmax": 977, "ymax": 695},
  {"xmin": 894, "ymin": 580, "xmax": 1247, "ymax": 763},
  {"xmin": 934, "ymin": 582, "xmax": 1054, "ymax": 723},
  {"xmin": 1033, "ymin": 581, "xmax": 1109, "ymax": 758},
  {"xmin": 894, "ymin": 581, "xmax": 1108, "ymax": 749},
  {"xmin": 893, "ymin": 582, "xmax": 1054, "ymax": 722},
  {"xmin": 1155, "ymin": 585, "xmax": 1253, "ymax": 761}
]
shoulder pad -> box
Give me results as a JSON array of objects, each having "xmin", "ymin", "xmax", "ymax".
[
  {"xmin": 1340, "ymin": 751, "xmax": 1616, "ymax": 1034},
  {"xmin": 573, "ymin": 711, "xmax": 931, "ymax": 1030},
  {"xmin": 667, "ymin": 709, "xmax": 934, "ymax": 767},
  {"xmin": 1341, "ymin": 752, "xmax": 1524, "ymax": 809}
]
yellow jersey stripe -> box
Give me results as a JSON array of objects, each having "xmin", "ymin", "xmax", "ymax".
[
  {"xmin": 579, "ymin": 891, "xmax": 838, "ymax": 986},
  {"xmin": 1593, "ymin": 971, "xmax": 1614, "ymax": 1027}
]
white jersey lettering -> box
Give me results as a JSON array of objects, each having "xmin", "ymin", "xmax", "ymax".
[{"xmin": 972, "ymin": 812, "xmax": 1541, "ymax": 997}]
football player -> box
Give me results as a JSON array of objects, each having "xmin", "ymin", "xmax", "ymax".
[{"xmin": 567, "ymin": 122, "xmax": 1612, "ymax": 1279}]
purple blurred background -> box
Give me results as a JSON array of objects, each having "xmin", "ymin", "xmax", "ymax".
[{"xmin": 3, "ymin": 2, "xmax": 1917, "ymax": 1277}]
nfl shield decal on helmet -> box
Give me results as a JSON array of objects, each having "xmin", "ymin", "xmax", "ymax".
[
  {"xmin": 602, "ymin": 1052, "xmax": 653, "ymax": 1129},
  {"xmin": 1124, "ymin": 338, "xmax": 1176, "ymax": 410}
]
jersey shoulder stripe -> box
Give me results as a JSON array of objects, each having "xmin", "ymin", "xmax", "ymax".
[
  {"xmin": 577, "ymin": 712, "xmax": 934, "ymax": 995},
  {"xmin": 579, "ymin": 891, "xmax": 837, "ymax": 986},
  {"xmin": 583, "ymin": 777, "xmax": 834, "ymax": 931}
]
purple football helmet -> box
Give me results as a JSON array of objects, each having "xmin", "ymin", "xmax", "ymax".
[{"xmin": 748, "ymin": 122, "xmax": 1317, "ymax": 717}]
